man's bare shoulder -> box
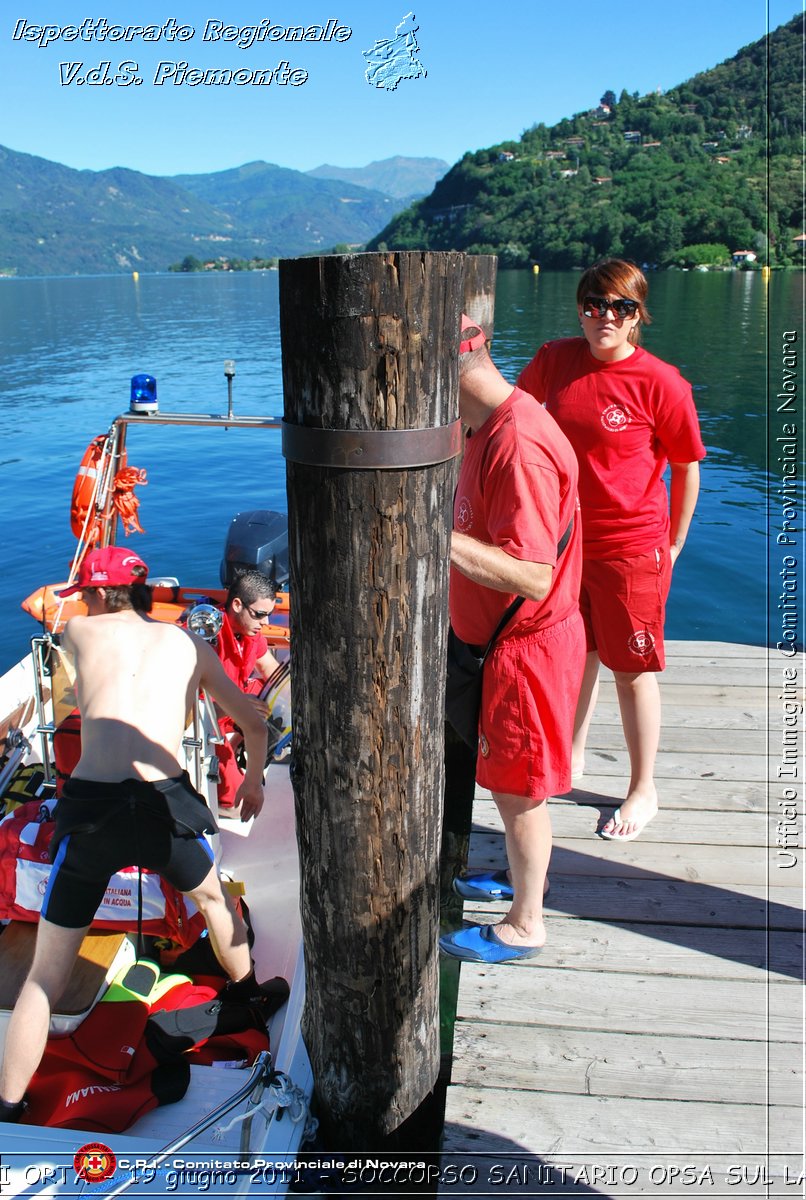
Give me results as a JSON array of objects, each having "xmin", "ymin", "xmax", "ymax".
[
  {"xmin": 61, "ymin": 613, "xmax": 91, "ymax": 651},
  {"xmin": 138, "ymin": 618, "xmax": 207, "ymax": 660},
  {"xmin": 66, "ymin": 613, "xmax": 200, "ymax": 655},
  {"xmin": 63, "ymin": 614, "xmax": 92, "ymax": 635}
]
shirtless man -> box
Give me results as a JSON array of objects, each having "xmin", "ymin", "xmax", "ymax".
[{"xmin": 0, "ymin": 546, "xmax": 276, "ymax": 1121}]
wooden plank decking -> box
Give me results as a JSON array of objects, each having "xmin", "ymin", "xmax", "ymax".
[{"xmin": 440, "ymin": 642, "xmax": 804, "ymax": 1197}]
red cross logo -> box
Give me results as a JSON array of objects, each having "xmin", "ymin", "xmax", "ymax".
[{"xmin": 74, "ymin": 1142, "xmax": 117, "ymax": 1183}]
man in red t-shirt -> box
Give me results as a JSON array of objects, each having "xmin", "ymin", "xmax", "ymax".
[
  {"xmin": 440, "ymin": 317, "xmax": 585, "ymax": 965},
  {"xmin": 214, "ymin": 570, "xmax": 280, "ymax": 814}
]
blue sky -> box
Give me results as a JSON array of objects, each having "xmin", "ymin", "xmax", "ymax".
[{"xmin": 1, "ymin": 1, "xmax": 798, "ymax": 177}]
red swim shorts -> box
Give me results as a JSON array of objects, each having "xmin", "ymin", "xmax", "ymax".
[
  {"xmin": 476, "ymin": 611, "xmax": 585, "ymax": 801},
  {"xmin": 579, "ymin": 547, "xmax": 673, "ymax": 673}
]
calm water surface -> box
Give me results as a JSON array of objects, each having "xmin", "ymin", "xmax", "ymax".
[{"xmin": 0, "ymin": 268, "xmax": 798, "ymax": 671}]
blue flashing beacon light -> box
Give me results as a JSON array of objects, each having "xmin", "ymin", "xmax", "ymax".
[{"xmin": 130, "ymin": 373, "xmax": 158, "ymax": 414}]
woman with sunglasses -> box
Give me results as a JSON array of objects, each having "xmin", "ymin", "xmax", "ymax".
[{"xmin": 517, "ymin": 258, "xmax": 706, "ymax": 841}]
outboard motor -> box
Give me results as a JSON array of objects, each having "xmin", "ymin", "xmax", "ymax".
[{"xmin": 220, "ymin": 510, "xmax": 289, "ymax": 589}]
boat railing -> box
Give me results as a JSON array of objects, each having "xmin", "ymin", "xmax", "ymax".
[
  {"xmin": 96, "ymin": 410, "xmax": 283, "ymax": 553},
  {"xmin": 183, "ymin": 688, "xmax": 226, "ymax": 796},
  {"xmin": 103, "ymin": 1050, "xmax": 302, "ymax": 1197},
  {"xmin": 30, "ymin": 636, "xmax": 58, "ymax": 784},
  {"xmin": 0, "ymin": 727, "xmax": 32, "ymax": 796},
  {"xmin": 113, "ymin": 412, "xmax": 283, "ymax": 431}
]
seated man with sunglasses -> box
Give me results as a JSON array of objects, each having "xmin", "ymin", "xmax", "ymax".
[{"xmin": 214, "ymin": 569, "xmax": 281, "ymax": 815}]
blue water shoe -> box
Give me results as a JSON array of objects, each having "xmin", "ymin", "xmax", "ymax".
[
  {"xmin": 452, "ymin": 869, "xmax": 513, "ymax": 901},
  {"xmin": 439, "ymin": 924, "xmax": 542, "ymax": 963},
  {"xmin": 452, "ymin": 869, "xmax": 549, "ymax": 901}
]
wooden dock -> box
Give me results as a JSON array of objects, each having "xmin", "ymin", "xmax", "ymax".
[{"xmin": 440, "ymin": 641, "xmax": 804, "ymax": 1197}]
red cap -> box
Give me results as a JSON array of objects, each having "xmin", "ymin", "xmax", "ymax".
[
  {"xmin": 460, "ymin": 313, "xmax": 486, "ymax": 354},
  {"xmin": 57, "ymin": 546, "xmax": 149, "ymax": 597}
]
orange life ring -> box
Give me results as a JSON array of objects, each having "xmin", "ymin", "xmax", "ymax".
[{"xmin": 70, "ymin": 435, "xmax": 121, "ymax": 544}]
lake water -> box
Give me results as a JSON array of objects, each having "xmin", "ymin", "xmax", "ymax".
[{"xmin": 0, "ymin": 267, "xmax": 799, "ymax": 673}]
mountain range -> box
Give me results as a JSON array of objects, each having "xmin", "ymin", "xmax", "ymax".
[
  {"xmin": 306, "ymin": 157, "xmax": 449, "ymax": 201},
  {"xmin": 0, "ymin": 152, "xmax": 448, "ymax": 277}
]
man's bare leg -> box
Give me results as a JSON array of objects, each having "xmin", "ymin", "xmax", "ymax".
[
  {"xmin": 0, "ymin": 920, "xmax": 88, "ymax": 1107},
  {"xmin": 571, "ymin": 651, "xmax": 601, "ymax": 779},
  {"xmin": 185, "ymin": 864, "xmax": 252, "ymax": 983},
  {"xmin": 186, "ymin": 865, "xmax": 289, "ymax": 1012},
  {"xmin": 601, "ymin": 669, "xmax": 660, "ymax": 838},
  {"xmin": 487, "ymin": 793, "xmax": 551, "ymax": 949}
]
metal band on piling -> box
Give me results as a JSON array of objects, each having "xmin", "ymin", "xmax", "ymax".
[{"xmin": 281, "ymin": 419, "xmax": 463, "ymax": 470}]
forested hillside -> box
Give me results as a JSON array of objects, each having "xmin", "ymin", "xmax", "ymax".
[{"xmin": 369, "ymin": 14, "xmax": 802, "ymax": 268}]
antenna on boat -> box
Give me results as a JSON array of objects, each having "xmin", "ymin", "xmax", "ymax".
[{"xmin": 224, "ymin": 359, "xmax": 235, "ymax": 420}]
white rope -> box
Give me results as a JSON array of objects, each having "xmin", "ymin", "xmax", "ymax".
[{"xmin": 210, "ymin": 1071, "xmax": 316, "ymax": 1143}]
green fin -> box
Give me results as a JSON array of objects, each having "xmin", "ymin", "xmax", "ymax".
[{"xmin": 102, "ymin": 959, "xmax": 161, "ymax": 1003}]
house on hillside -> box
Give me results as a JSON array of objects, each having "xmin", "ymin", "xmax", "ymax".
[
  {"xmin": 731, "ymin": 250, "xmax": 758, "ymax": 266},
  {"xmin": 623, "ymin": 131, "xmax": 642, "ymax": 144}
]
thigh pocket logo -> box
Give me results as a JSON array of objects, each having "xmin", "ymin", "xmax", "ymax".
[{"xmin": 628, "ymin": 630, "xmax": 655, "ymax": 656}]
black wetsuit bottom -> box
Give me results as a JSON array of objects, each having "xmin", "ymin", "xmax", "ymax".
[{"xmin": 42, "ymin": 773, "xmax": 218, "ymax": 929}]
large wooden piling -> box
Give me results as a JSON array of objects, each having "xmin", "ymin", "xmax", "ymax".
[
  {"xmin": 462, "ymin": 254, "xmax": 497, "ymax": 339},
  {"xmin": 279, "ymin": 251, "xmax": 464, "ymax": 1147}
]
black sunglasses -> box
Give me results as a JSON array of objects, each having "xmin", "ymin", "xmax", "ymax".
[
  {"xmin": 246, "ymin": 605, "xmax": 273, "ymax": 621},
  {"xmin": 582, "ymin": 296, "xmax": 639, "ymax": 320}
]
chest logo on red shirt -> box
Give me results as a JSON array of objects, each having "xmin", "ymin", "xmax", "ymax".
[
  {"xmin": 601, "ymin": 404, "xmax": 630, "ymax": 432},
  {"xmin": 456, "ymin": 496, "xmax": 474, "ymax": 532}
]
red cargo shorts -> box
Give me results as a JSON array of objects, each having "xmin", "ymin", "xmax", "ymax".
[
  {"xmin": 579, "ymin": 546, "xmax": 672, "ymax": 673},
  {"xmin": 477, "ymin": 611, "xmax": 585, "ymax": 801}
]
